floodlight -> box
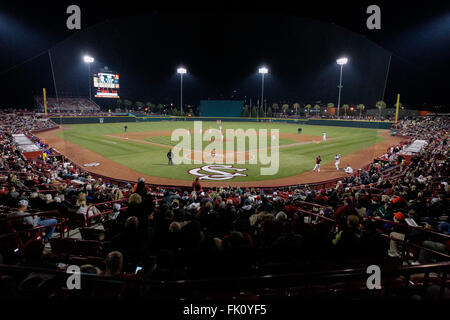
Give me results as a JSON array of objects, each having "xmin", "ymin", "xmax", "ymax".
[
  {"xmin": 336, "ymin": 57, "xmax": 348, "ymax": 65},
  {"xmin": 83, "ymin": 55, "xmax": 94, "ymax": 63},
  {"xmin": 258, "ymin": 67, "xmax": 268, "ymax": 74}
]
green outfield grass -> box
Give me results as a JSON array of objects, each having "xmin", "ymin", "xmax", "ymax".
[
  {"xmin": 143, "ymin": 135, "xmax": 299, "ymax": 151},
  {"xmin": 56, "ymin": 121, "xmax": 384, "ymax": 182}
]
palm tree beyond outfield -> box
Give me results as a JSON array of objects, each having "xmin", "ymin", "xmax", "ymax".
[
  {"xmin": 342, "ymin": 104, "xmax": 349, "ymax": 116},
  {"xmin": 376, "ymin": 100, "xmax": 387, "ymax": 119},
  {"xmin": 326, "ymin": 103, "xmax": 334, "ymax": 116},
  {"xmin": 305, "ymin": 104, "xmax": 311, "ymax": 115},
  {"xmin": 313, "ymin": 104, "xmax": 320, "ymax": 116},
  {"xmin": 357, "ymin": 104, "xmax": 365, "ymax": 119},
  {"xmin": 293, "ymin": 103, "xmax": 300, "ymax": 116}
]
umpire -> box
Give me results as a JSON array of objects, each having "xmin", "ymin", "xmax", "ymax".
[{"xmin": 167, "ymin": 149, "xmax": 173, "ymax": 165}]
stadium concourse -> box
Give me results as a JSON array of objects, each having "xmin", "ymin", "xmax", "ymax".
[{"xmin": 0, "ymin": 111, "xmax": 449, "ymax": 300}]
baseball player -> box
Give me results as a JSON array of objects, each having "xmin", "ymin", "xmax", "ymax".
[
  {"xmin": 124, "ymin": 125, "xmax": 128, "ymax": 132},
  {"xmin": 313, "ymin": 155, "xmax": 322, "ymax": 172},
  {"xmin": 335, "ymin": 154, "xmax": 341, "ymax": 170},
  {"xmin": 322, "ymin": 132, "xmax": 327, "ymax": 141}
]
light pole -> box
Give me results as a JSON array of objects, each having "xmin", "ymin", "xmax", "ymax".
[
  {"xmin": 336, "ymin": 57, "xmax": 348, "ymax": 118},
  {"xmin": 177, "ymin": 67, "xmax": 187, "ymax": 115},
  {"xmin": 258, "ymin": 66, "xmax": 268, "ymax": 117},
  {"xmin": 83, "ymin": 55, "xmax": 94, "ymax": 100}
]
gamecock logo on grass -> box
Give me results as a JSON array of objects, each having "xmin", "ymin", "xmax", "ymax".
[{"xmin": 188, "ymin": 165, "xmax": 248, "ymax": 181}]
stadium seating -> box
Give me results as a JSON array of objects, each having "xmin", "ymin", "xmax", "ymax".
[
  {"xmin": 0, "ymin": 111, "xmax": 449, "ymax": 300},
  {"xmin": 34, "ymin": 96, "xmax": 101, "ymax": 114}
]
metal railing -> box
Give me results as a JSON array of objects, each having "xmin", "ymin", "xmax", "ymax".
[
  {"xmin": 0, "ymin": 210, "xmax": 68, "ymax": 243},
  {"xmin": 0, "ymin": 261, "xmax": 448, "ymax": 300},
  {"xmin": 84, "ymin": 199, "xmax": 129, "ymax": 227}
]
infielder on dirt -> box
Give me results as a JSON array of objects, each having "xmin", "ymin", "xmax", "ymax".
[
  {"xmin": 335, "ymin": 154, "xmax": 341, "ymax": 170},
  {"xmin": 313, "ymin": 155, "xmax": 322, "ymax": 172}
]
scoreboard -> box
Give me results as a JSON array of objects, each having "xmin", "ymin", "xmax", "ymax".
[{"xmin": 93, "ymin": 73, "xmax": 120, "ymax": 98}]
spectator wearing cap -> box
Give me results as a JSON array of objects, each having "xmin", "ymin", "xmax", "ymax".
[
  {"xmin": 172, "ymin": 199, "xmax": 185, "ymax": 221},
  {"xmin": 53, "ymin": 194, "xmax": 69, "ymax": 217},
  {"xmin": 109, "ymin": 203, "xmax": 121, "ymax": 220},
  {"xmin": 240, "ymin": 199, "xmax": 253, "ymax": 212},
  {"xmin": 13, "ymin": 200, "xmax": 58, "ymax": 243},
  {"xmin": 12, "ymin": 199, "xmax": 37, "ymax": 227},
  {"xmin": 387, "ymin": 212, "xmax": 407, "ymax": 258},
  {"xmin": 42, "ymin": 193, "xmax": 57, "ymax": 211}
]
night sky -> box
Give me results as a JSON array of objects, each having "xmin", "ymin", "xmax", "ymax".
[{"xmin": 0, "ymin": 1, "xmax": 449, "ymax": 109}]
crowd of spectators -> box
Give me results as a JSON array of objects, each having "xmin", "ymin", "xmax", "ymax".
[
  {"xmin": 0, "ymin": 112, "xmax": 448, "ymax": 300},
  {"xmin": 34, "ymin": 96, "xmax": 101, "ymax": 114},
  {"xmin": 0, "ymin": 112, "xmax": 57, "ymax": 134}
]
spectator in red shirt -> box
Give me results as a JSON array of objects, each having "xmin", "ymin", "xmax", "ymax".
[
  {"xmin": 334, "ymin": 198, "xmax": 355, "ymax": 225},
  {"xmin": 192, "ymin": 177, "xmax": 202, "ymax": 192}
]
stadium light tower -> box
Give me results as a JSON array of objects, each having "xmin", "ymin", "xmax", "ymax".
[
  {"xmin": 83, "ymin": 55, "xmax": 95, "ymax": 100},
  {"xmin": 336, "ymin": 57, "xmax": 348, "ymax": 118},
  {"xmin": 258, "ymin": 66, "xmax": 268, "ymax": 116},
  {"xmin": 177, "ymin": 67, "xmax": 187, "ymax": 115}
]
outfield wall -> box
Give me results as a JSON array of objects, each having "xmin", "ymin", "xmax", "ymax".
[
  {"xmin": 50, "ymin": 116, "xmax": 136, "ymax": 125},
  {"xmin": 50, "ymin": 115, "xmax": 393, "ymax": 129},
  {"xmin": 135, "ymin": 116, "xmax": 393, "ymax": 129},
  {"xmin": 305, "ymin": 119, "xmax": 393, "ymax": 129}
]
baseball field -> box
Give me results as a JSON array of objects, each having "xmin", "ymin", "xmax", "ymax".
[{"xmin": 36, "ymin": 121, "xmax": 404, "ymax": 187}]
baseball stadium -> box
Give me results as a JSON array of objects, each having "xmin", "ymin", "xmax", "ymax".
[
  {"xmin": 37, "ymin": 115, "xmax": 401, "ymax": 186},
  {"xmin": 0, "ymin": 6, "xmax": 449, "ymax": 306}
]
